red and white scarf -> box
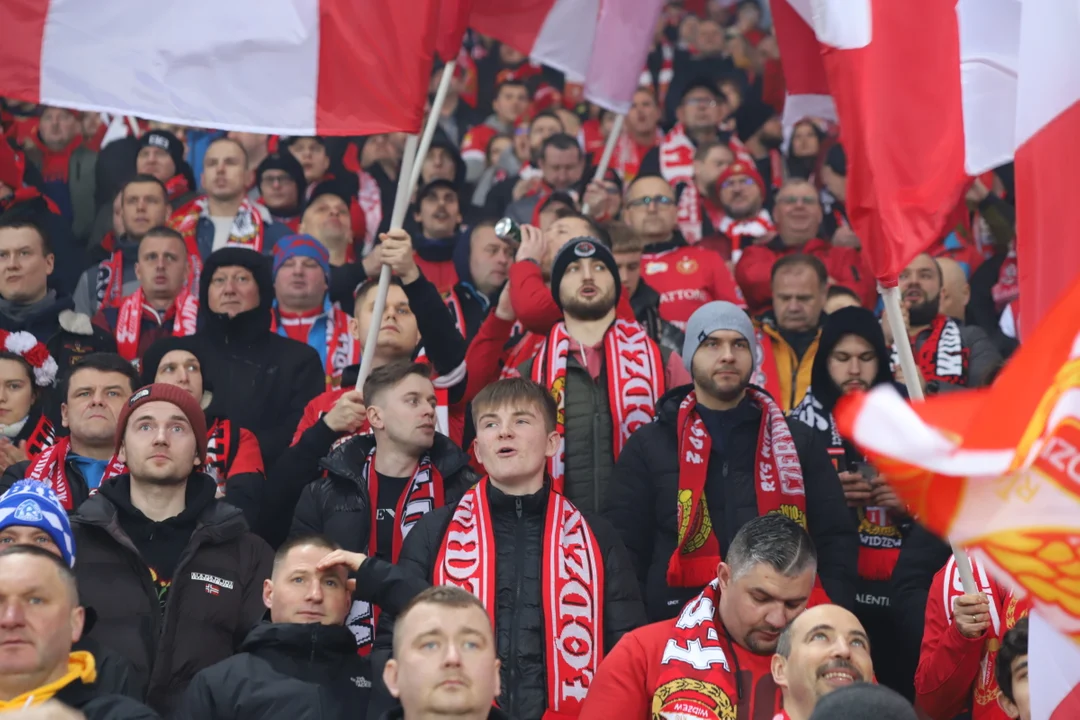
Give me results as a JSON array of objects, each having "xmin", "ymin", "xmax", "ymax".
[
  {"xmin": 611, "ymin": 129, "xmax": 662, "ymax": 183},
  {"xmin": 272, "ymin": 305, "xmax": 358, "ymax": 390},
  {"xmin": 532, "ymin": 320, "xmax": 664, "ymax": 494},
  {"xmin": 25, "ymin": 438, "xmax": 126, "ymax": 510},
  {"xmin": 357, "ymin": 170, "xmax": 383, "ymax": 255},
  {"xmin": 676, "ymin": 181, "xmax": 725, "ymax": 245},
  {"xmin": 171, "ymin": 194, "xmax": 267, "ymax": 254},
  {"xmin": 435, "ymin": 480, "xmax": 604, "ymax": 720},
  {"xmin": 668, "ymin": 389, "xmax": 806, "ymax": 587},
  {"xmin": 94, "ymin": 251, "xmax": 129, "ymax": 310},
  {"xmin": 718, "ymin": 209, "xmax": 776, "ymax": 253},
  {"xmin": 443, "ymin": 288, "xmax": 469, "ymax": 338},
  {"xmin": 658, "ymin": 124, "xmax": 697, "ymax": 187},
  {"xmin": 641, "ymin": 41, "xmax": 675, "ymax": 106},
  {"xmin": 115, "ymin": 289, "xmax": 198, "ymax": 362},
  {"xmin": 893, "ymin": 315, "xmax": 970, "ymax": 386}
]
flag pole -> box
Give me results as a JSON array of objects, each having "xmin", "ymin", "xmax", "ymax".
[
  {"xmin": 581, "ymin": 114, "xmax": 625, "ymax": 215},
  {"xmin": 407, "ymin": 60, "xmax": 457, "ymax": 196},
  {"xmin": 880, "ymin": 284, "xmax": 978, "ymax": 594},
  {"xmin": 357, "ymin": 133, "xmax": 421, "ymax": 390}
]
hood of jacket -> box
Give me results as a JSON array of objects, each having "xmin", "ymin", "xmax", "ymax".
[
  {"xmin": 197, "ymin": 247, "xmax": 273, "ymax": 343},
  {"xmin": 320, "ymin": 432, "xmax": 472, "ymax": 490},
  {"xmin": 239, "ymin": 622, "xmax": 359, "ymax": 660},
  {"xmin": 810, "ymin": 306, "xmax": 894, "ymax": 415}
]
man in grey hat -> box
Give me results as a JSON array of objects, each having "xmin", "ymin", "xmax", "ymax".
[
  {"xmin": 605, "ymin": 300, "xmax": 858, "ymax": 621},
  {"xmin": 514, "ymin": 235, "xmax": 690, "ymax": 516}
]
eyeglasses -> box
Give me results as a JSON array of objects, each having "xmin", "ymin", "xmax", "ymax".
[
  {"xmin": 777, "ymin": 195, "xmax": 819, "ymax": 206},
  {"xmin": 721, "ymin": 177, "xmax": 756, "ymax": 191},
  {"xmin": 261, "ymin": 173, "xmax": 295, "ymax": 186},
  {"xmin": 627, "ymin": 195, "xmax": 675, "ymax": 209},
  {"xmin": 684, "ymin": 97, "xmax": 718, "ymax": 108}
]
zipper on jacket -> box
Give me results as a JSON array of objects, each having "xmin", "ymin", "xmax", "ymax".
[
  {"xmin": 508, "ymin": 498, "xmax": 525, "ymax": 716},
  {"xmin": 311, "ymin": 626, "xmax": 317, "ymax": 663}
]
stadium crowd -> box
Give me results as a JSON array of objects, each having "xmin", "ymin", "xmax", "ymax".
[{"xmin": 0, "ymin": 0, "xmax": 1027, "ymax": 718}]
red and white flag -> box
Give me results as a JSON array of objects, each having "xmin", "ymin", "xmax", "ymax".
[
  {"xmin": 0, "ymin": 0, "xmax": 439, "ymax": 135},
  {"xmin": 469, "ymin": 0, "xmax": 664, "ymax": 113},
  {"xmin": 769, "ymin": 0, "xmax": 836, "ymax": 133}
]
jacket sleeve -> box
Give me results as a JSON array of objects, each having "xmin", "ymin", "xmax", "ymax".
[
  {"xmin": 271, "ymin": 348, "xmax": 325, "ymax": 459},
  {"xmin": 734, "ymin": 245, "xmax": 777, "ymax": 313},
  {"xmin": 603, "ymin": 428, "xmax": 658, "ymax": 594},
  {"xmin": 403, "ymin": 270, "xmax": 468, "ymax": 384},
  {"xmin": 173, "ymin": 668, "xmax": 219, "ymax": 720},
  {"xmin": 509, "ymin": 260, "xmax": 564, "ymax": 335},
  {"xmin": 961, "ymin": 324, "xmax": 1003, "ymax": 387},
  {"xmin": 354, "ymin": 555, "xmax": 432, "ymax": 615},
  {"xmin": 914, "ymin": 567, "xmax": 985, "ymax": 719},
  {"xmin": 794, "ymin": 423, "xmax": 859, "ymax": 610},
  {"xmin": 460, "ymin": 313, "xmax": 516, "ymax": 405},
  {"xmin": 263, "ymin": 418, "xmax": 342, "ymax": 546},
  {"xmin": 589, "ymin": 513, "xmax": 648, "ymax": 650},
  {"xmin": 81, "ymin": 694, "xmax": 162, "ymax": 720},
  {"xmin": 0, "ymin": 460, "xmax": 29, "ymax": 493},
  {"xmin": 222, "ymin": 429, "xmax": 264, "ymax": 533},
  {"xmin": 577, "ymin": 630, "xmax": 653, "ymax": 720},
  {"xmin": 235, "ymin": 537, "xmax": 274, "ymax": 649},
  {"xmin": 828, "ymin": 247, "xmax": 877, "ymax": 309},
  {"xmin": 289, "ymin": 481, "xmax": 328, "ymax": 540}
]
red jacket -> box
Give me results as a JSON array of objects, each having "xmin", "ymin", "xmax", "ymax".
[
  {"xmin": 507, "ymin": 260, "xmax": 636, "ymax": 334},
  {"xmin": 736, "ymin": 237, "xmax": 876, "ymax": 315},
  {"xmin": 641, "ymin": 242, "xmax": 743, "ymax": 329}
]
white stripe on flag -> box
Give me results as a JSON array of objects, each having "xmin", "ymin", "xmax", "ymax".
[
  {"xmin": 1030, "ymin": 612, "xmax": 1080, "ymax": 720},
  {"xmin": 530, "ymin": 0, "xmax": 599, "ymax": 82},
  {"xmin": 1015, "ymin": 0, "xmax": 1080, "ymax": 148},
  {"xmin": 39, "ymin": 0, "xmax": 320, "ymax": 134},
  {"xmin": 584, "ymin": 0, "xmax": 665, "ymax": 113}
]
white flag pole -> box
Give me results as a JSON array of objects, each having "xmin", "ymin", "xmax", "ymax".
[
  {"xmin": 357, "ymin": 133, "xmax": 421, "ymax": 390},
  {"xmin": 407, "ymin": 60, "xmax": 457, "ymax": 197},
  {"xmin": 880, "ymin": 284, "xmax": 978, "ymax": 594},
  {"xmin": 581, "ymin": 113, "xmax": 625, "ymax": 216}
]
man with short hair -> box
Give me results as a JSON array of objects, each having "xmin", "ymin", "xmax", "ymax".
[
  {"xmin": 384, "ymin": 585, "xmax": 506, "ymax": 720},
  {"xmin": 284, "ymin": 136, "xmax": 332, "ymax": 187},
  {"xmin": 256, "ymin": 151, "xmax": 307, "ymax": 231},
  {"xmin": 369, "ymin": 377, "xmax": 646, "ymax": 719},
  {"xmin": 736, "ymin": 179, "xmax": 875, "ymax": 313},
  {"xmin": 460, "ymin": 80, "xmax": 530, "ymax": 183},
  {"xmin": 887, "ymin": 252, "xmax": 1001, "ymax": 390},
  {"xmin": 996, "ymin": 617, "xmax": 1030, "ymax": 720},
  {"xmin": 610, "ymin": 88, "xmax": 663, "ymax": 183},
  {"xmin": 76, "ymin": 175, "xmax": 174, "ymax": 316},
  {"xmin": 640, "ymin": 81, "xmax": 729, "ymax": 185},
  {"xmin": 937, "ymin": 256, "xmax": 972, "ymax": 321},
  {"xmin": 177, "ymin": 535, "xmax": 374, "ymax": 719},
  {"xmin": 504, "ymin": 133, "xmax": 586, "ymax": 225},
  {"xmin": 291, "ymin": 361, "xmax": 477, "ymax": 653},
  {"xmin": 582, "ymin": 515, "xmax": 819, "ymax": 718},
  {"xmin": 607, "ymin": 301, "xmax": 857, "ymax": 621},
  {"xmin": 516, "ymin": 237, "xmax": 687, "ymax": 514},
  {"xmin": 1, "ymin": 353, "xmax": 138, "ymax": 507},
  {"xmin": 72, "ymin": 383, "xmax": 273, "ymax": 713},
  {"xmin": 135, "ymin": 129, "xmax": 196, "ymax": 207},
  {"xmin": 299, "ymin": 181, "xmax": 367, "ymax": 311},
  {"xmin": 0, "ymin": 215, "xmax": 116, "ymax": 368},
  {"xmin": 771, "ymin": 604, "xmax": 875, "ymax": 720},
  {"xmin": 271, "ymin": 235, "xmax": 358, "ymax": 390},
  {"xmin": 411, "ymin": 180, "xmax": 464, "ymax": 294},
  {"xmin": 475, "ymin": 110, "xmax": 563, "ymax": 214},
  {"xmin": 609, "ymin": 221, "xmax": 684, "ymax": 355},
  {"xmin": 714, "ymin": 159, "xmax": 776, "ymax": 254},
  {"xmin": 169, "ymin": 136, "xmax": 290, "ymax": 259},
  {"xmin": 25, "ymin": 106, "xmax": 98, "ymax": 243},
  {"xmin": 92, "ymin": 227, "xmax": 196, "ymax": 364},
  {"xmin": 676, "ymin": 140, "xmax": 736, "ymax": 245},
  {"xmin": 753, "ymin": 254, "xmax": 829, "ymax": 412},
  {"xmin": 0, "ymin": 546, "xmax": 158, "ymax": 718},
  {"xmin": 627, "ymin": 174, "xmax": 742, "ymax": 329},
  {"xmin": 446, "ymin": 220, "xmax": 512, "ymax": 342}
]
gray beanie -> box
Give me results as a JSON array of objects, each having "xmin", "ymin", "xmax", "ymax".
[
  {"xmin": 682, "ymin": 301, "xmax": 758, "ymax": 374},
  {"xmin": 808, "ymin": 683, "xmax": 918, "ymax": 720}
]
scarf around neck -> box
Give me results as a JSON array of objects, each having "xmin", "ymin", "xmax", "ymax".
[{"xmin": 0, "ymin": 290, "xmax": 57, "ymax": 324}]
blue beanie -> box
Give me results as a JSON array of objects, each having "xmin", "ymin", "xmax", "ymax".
[
  {"xmin": 272, "ymin": 234, "xmax": 331, "ymax": 282},
  {"xmin": 0, "ymin": 481, "xmax": 75, "ymax": 567}
]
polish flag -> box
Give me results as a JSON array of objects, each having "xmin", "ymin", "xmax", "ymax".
[
  {"xmin": 469, "ymin": 0, "xmax": 665, "ymax": 113},
  {"xmin": 0, "ymin": 0, "xmax": 439, "ymax": 135},
  {"xmin": 769, "ymin": 0, "xmax": 836, "ymax": 133},
  {"xmin": 1031, "ymin": 613, "xmax": 1080, "ymax": 720}
]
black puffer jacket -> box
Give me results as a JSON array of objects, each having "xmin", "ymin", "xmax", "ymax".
[
  {"xmin": 289, "ymin": 433, "xmax": 479, "ymax": 559},
  {"xmin": 53, "ymin": 674, "xmax": 160, "ymax": 720},
  {"xmin": 176, "ymin": 623, "xmax": 370, "ymax": 720},
  {"xmin": 604, "ymin": 384, "xmax": 859, "ymax": 622},
  {"xmin": 369, "ymin": 481, "xmax": 646, "ymax": 720}
]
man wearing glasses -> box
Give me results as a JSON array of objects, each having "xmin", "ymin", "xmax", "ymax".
[
  {"xmin": 715, "ymin": 160, "xmax": 776, "ymax": 260},
  {"xmin": 628, "ymin": 174, "xmax": 743, "ymax": 330},
  {"xmin": 736, "ymin": 179, "xmax": 875, "ymax": 315},
  {"xmin": 640, "ymin": 81, "xmax": 731, "ymax": 186}
]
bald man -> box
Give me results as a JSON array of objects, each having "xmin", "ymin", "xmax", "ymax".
[
  {"xmin": 771, "ymin": 604, "xmax": 875, "ymax": 720},
  {"xmin": 937, "ymin": 257, "xmax": 971, "ymax": 321}
]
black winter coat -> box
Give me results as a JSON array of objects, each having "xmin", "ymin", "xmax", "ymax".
[
  {"xmin": 290, "ymin": 433, "xmax": 478, "ymax": 559},
  {"xmin": 53, "ymin": 676, "xmax": 160, "ymax": 720},
  {"xmin": 369, "ymin": 481, "xmax": 647, "ymax": 720},
  {"xmin": 192, "ymin": 248, "xmax": 324, "ymax": 468},
  {"xmin": 176, "ymin": 623, "xmax": 371, "ymax": 720},
  {"xmin": 604, "ymin": 385, "xmax": 859, "ymax": 622},
  {"xmin": 72, "ymin": 474, "xmax": 274, "ymax": 714}
]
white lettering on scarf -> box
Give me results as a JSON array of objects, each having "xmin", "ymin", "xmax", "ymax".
[
  {"xmin": 441, "ymin": 491, "xmax": 483, "ymax": 595},
  {"xmin": 937, "ymin": 319, "xmax": 964, "ymax": 377}
]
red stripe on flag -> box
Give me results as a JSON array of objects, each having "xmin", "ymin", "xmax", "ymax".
[
  {"xmin": 437, "ymin": 0, "xmax": 474, "ymax": 62},
  {"xmin": 1051, "ymin": 683, "xmax": 1080, "ymax": 720},
  {"xmin": 822, "ymin": 0, "xmax": 969, "ymax": 285},
  {"xmin": 0, "ymin": 0, "xmax": 48, "ymax": 104},
  {"xmin": 771, "ymin": 0, "xmax": 829, "ymax": 97},
  {"xmin": 1016, "ymin": 100, "xmax": 1080, "ymax": 340},
  {"xmin": 316, "ymin": 0, "xmax": 438, "ymax": 136},
  {"xmin": 470, "ymin": 0, "xmax": 558, "ymax": 56}
]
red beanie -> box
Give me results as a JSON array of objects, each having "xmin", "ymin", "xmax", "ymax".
[
  {"xmin": 114, "ymin": 384, "xmax": 209, "ymax": 466},
  {"xmin": 716, "ymin": 160, "xmax": 766, "ymax": 199}
]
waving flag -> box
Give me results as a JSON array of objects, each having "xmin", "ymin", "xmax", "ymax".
[
  {"xmin": 469, "ymin": 0, "xmax": 664, "ymax": 113},
  {"xmin": 0, "ymin": 0, "xmax": 439, "ymax": 135},
  {"xmin": 769, "ymin": 0, "xmax": 836, "ymax": 134},
  {"xmin": 834, "ymin": 273, "xmax": 1080, "ymax": 719}
]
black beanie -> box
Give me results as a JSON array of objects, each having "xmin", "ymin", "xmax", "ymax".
[
  {"xmin": 808, "ymin": 683, "xmax": 918, "ymax": 720},
  {"xmin": 139, "ymin": 130, "xmax": 186, "ymax": 172},
  {"xmin": 736, "ymin": 101, "xmax": 777, "ymax": 142},
  {"xmin": 550, "ymin": 236, "xmax": 621, "ymax": 308},
  {"xmin": 256, "ymin": 152, "xmax": 307, "ymax": 195}
]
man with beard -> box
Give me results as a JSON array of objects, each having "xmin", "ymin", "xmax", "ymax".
[
  {"xmin": 888, "ymin": 252, "xmax": 1001, "ymax": 390},
  {"xmin": 580, "ymin": 515, "xmax": 821, "ymax": 719},
  {"xmin": 714, "ymin": 160, "xmax": 775, "ymax": 257},
  {"xmin": 410, "ymin": 180, "xmax": 464, "ymax": 294},
  {"xmin": 789, "ymin": 306, "xmax": 913, "ymax": 697},
  {"xmin": 675, "ymin": 141, "xmax": 735, "ymax": 246},
  {"xmin": 516, "ymin": 237, "xmax": 689, "ymax": 515},
  {"xmin": 771, "ymin": 604, "xmax": 875, "ymax": 720},
  {"xmin": 606, "ymin": 300, "xmax": 857, "ymax": 621},
  {"xmin": 71, "ymin": 383, "xmax": 272, "ymax": 713}
]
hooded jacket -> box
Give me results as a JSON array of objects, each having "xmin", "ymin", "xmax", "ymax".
[
  {"xmin": 176, "ymin": 623, "xmax": 370, "ymax": 720},
  {"xmin": 71, "ymin": 473, "xmax": 273, "ymax": 714},
  {"xmin": 190, "ymin": 247, "xmax": 324, "ymax": 467}
]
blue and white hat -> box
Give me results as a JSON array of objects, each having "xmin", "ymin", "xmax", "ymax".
[{"xmin": 0, "ymin": 480, "xmax": 75, "ymax": 567}]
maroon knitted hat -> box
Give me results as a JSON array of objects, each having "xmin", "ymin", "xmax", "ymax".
[{"xmin": 114, "ymin": 383, "xmax": 208, "ymax": 466}]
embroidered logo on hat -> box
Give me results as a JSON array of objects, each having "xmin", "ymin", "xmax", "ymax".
[
  {"xmin": 129, "ymin": 388, "xmax": 151, "ymax": 405},
  {"xmin": 13, "ymin": 499, "xmax": 42, "ymax": 523},
  {"xmin": 148, "ymin": 134, "xmax": 170, "ymax": 150},
  {"xmin": 574, "ymin": 241, "xmax": 596, "ymax": 257}
]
